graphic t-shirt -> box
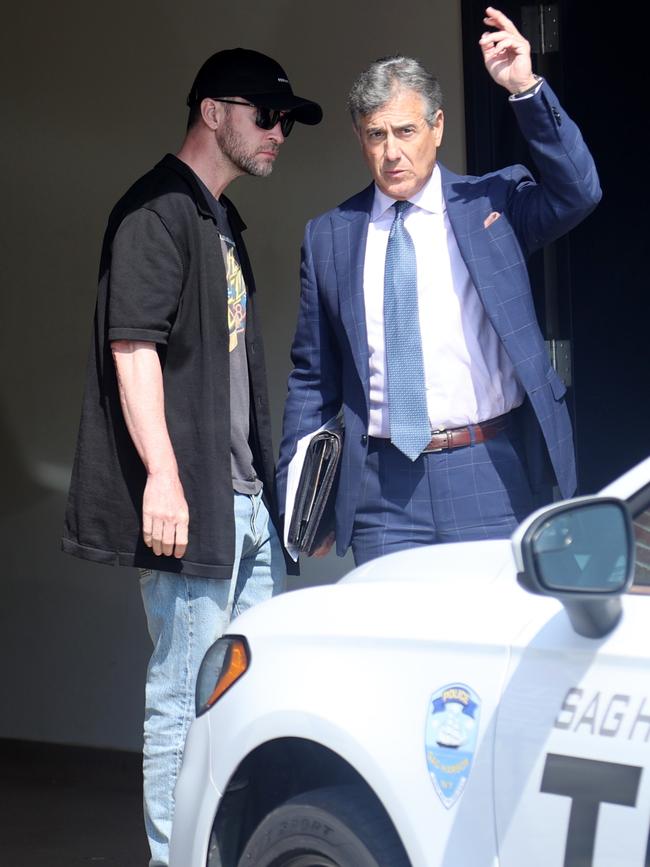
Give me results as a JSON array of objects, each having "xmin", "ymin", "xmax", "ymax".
[{"xmin": 198, "ymin": 177, "xmax": 261, "ymax": 495}]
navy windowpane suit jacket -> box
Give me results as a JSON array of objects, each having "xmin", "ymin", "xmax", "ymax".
[{"xmin": 278, "ymin": 81, "xmax": 601, "ymax": 557}]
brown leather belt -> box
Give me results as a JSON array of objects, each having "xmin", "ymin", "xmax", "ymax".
[{"xmin": 422, "ymin": 414, "xmax": 509, "ymax": 453}]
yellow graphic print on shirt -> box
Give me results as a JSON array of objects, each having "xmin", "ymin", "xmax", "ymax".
[{"xmin": 224, "ymin": 240, "xmax": 247, "ymax": 353}]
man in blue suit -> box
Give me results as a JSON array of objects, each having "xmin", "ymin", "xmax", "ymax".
[{"xmin": 278, "ymin": 7, "xmax": 601, "ymax": 566}]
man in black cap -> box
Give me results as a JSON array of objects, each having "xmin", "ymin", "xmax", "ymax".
[{"xmin": 62, "ymin": 49, "xmax": 321, "ymax": 866}]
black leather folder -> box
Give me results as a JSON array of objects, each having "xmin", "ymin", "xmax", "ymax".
[{"xmin": 287, "ymin": 429, "xmax": 343, "ymax": 555}]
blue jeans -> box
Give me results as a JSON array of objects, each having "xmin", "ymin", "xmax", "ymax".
[{"xmin": 139, "ymin": 491, "xmax": 285, "ymax": 867}]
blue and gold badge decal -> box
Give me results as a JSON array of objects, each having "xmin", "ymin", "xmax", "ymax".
[{"xmin": 425, "ymin": 683, "xmax": 481, "ymax": 808}]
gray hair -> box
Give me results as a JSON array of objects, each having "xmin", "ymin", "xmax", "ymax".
[{"xmin": 348, "ymin": 56, "xmax": 443, "ymax": 129}]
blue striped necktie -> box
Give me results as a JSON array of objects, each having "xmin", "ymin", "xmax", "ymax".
[{"xmin": 383, "ymin": 200, "xmax": 431, "ymax": 461}]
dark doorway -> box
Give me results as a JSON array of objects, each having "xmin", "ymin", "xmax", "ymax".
[{"xmin": 461, "ymin": 1, "xmax": 648, "ymax": 493}]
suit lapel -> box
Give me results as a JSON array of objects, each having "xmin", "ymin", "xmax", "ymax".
[{"xmin": 332, "ymin": 185, "xmax": 373, "ymax": 394}]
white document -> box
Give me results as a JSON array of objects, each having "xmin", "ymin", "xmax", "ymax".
[{"xmin": 284, "ymin": 415, "xmax": 343, "ymax": 561}]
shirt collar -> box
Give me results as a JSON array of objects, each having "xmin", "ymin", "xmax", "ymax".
[
  {"xmin": 161, "ymin": 153, "xmax": 247, "ymax": 232},
  {"xmin": 370, "ymin": 163, "xmax": 443, "ymax": 221}
]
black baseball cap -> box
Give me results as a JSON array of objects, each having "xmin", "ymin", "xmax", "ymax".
[{"xmin": 187, "ymin": 48, "xmax": 322, "ymax": 125}]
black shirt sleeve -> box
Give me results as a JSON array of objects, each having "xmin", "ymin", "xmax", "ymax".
[{"xmin": 107, "ymin": 207, "xmax": 184, "ymax": 345}]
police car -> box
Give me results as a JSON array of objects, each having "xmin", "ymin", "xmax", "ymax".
[{"xmin": 170, "ymin": 456, "xmax": 650, "ymax": 867}]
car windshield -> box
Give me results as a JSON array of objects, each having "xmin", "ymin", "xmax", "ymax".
[{"xmin": 630, "ymin": 482, "xmax": 650, "ymax": 593}]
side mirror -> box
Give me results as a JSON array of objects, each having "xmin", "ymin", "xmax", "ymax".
[{"xmin": 513, "ymin": 497, "xmax": 635, "ymax": 638}]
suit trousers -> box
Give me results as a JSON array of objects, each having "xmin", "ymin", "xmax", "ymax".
[{"xmin": 351, "ymin": 421, "xmax": 535, "ymax": 566}]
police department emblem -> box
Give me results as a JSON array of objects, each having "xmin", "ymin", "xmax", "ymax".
[{"xmin": 425, "ymin": 683, "xmax": 481, "ymax": 808}]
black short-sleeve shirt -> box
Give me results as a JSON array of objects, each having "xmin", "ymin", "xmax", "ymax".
[
  {"xmin": 108, "ymin": 207, "xmax": 185, "ymax": 345},
  {"xmin": 62, "ymin": 154, "xmax": 290, "ymax": 578}
]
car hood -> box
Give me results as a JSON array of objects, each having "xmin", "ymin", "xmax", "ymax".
[
  {"xmin": 226, "ymin": 537, "xmax": 557, "ymax": 646},
  {"xmin": 339, "ymin": 538, "xmax": 513, "ymax": 586}
]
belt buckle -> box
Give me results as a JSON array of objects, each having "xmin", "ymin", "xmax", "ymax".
[{"xmin": 427, "ymin": 427, "xmax": 450, "ymax": 453}]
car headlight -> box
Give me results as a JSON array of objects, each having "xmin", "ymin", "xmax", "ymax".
[{"xmin": 195, "ymin": 636, "xmax": 250, "ymax": 717}]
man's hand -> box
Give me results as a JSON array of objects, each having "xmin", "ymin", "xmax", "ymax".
[
  {"xmin": 311, "ymin": 531, "xmax": 335, "ymax": 558},
  {"xmin": 142, "ymin": 471, "xmax": 189, "ymax": 558},
  {"xmin": 479, "ymin": 7, "xmax": 537, "ymax": 95}
]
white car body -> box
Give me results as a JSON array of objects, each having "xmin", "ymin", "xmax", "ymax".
[{"xmin": 170, "ymin": 457, "xmax": 650, "ymax": 867}]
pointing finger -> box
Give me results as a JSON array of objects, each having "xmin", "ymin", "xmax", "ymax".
[{"xmin": 484, "ymin": 7, "xmax": 517, "ymax": 32}]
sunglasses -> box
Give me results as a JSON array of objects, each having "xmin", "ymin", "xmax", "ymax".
[{"xmin": 213, "ymin": 98, "xmax": 295, "ymax": 137}]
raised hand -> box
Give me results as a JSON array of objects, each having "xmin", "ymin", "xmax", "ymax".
[{"xmin": 479, "ymin": 6, "xmax": 537, "ymax": 94}]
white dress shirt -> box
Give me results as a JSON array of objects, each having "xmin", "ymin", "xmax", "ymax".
[{"xmin": 363, "ymin": 164, "xmax": 524, "ymax": 438}]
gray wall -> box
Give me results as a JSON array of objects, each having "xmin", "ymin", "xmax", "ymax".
[{"xmin": 0, "ymin": 1, "xmax": 465, "ymax": 751}]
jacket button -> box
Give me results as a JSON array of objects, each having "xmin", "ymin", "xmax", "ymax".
[{"xmin": 361, "ymin": 434, "xmax": 368, "ymax": 445}]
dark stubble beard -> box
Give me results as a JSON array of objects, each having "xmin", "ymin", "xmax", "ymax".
[{"xmin": 216, "ymin": 120, "xmax": 277, "ymax": 179}]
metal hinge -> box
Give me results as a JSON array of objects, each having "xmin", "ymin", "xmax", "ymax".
[
  {"xmin": 521, "ymin": 4, "xmax": 560, "ymax": 54},
  {"xmin": 546, "ymin": 339, "xmax": 572, "ymax": 386}
]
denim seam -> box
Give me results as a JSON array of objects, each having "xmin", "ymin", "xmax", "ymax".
[
  {"xmin": 174, "ymin": 576, "xmax": 194, "ymax": 798},
  {"xmin": 250, "ymin": 493, "xmax": 262, "ymax": 547}
]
